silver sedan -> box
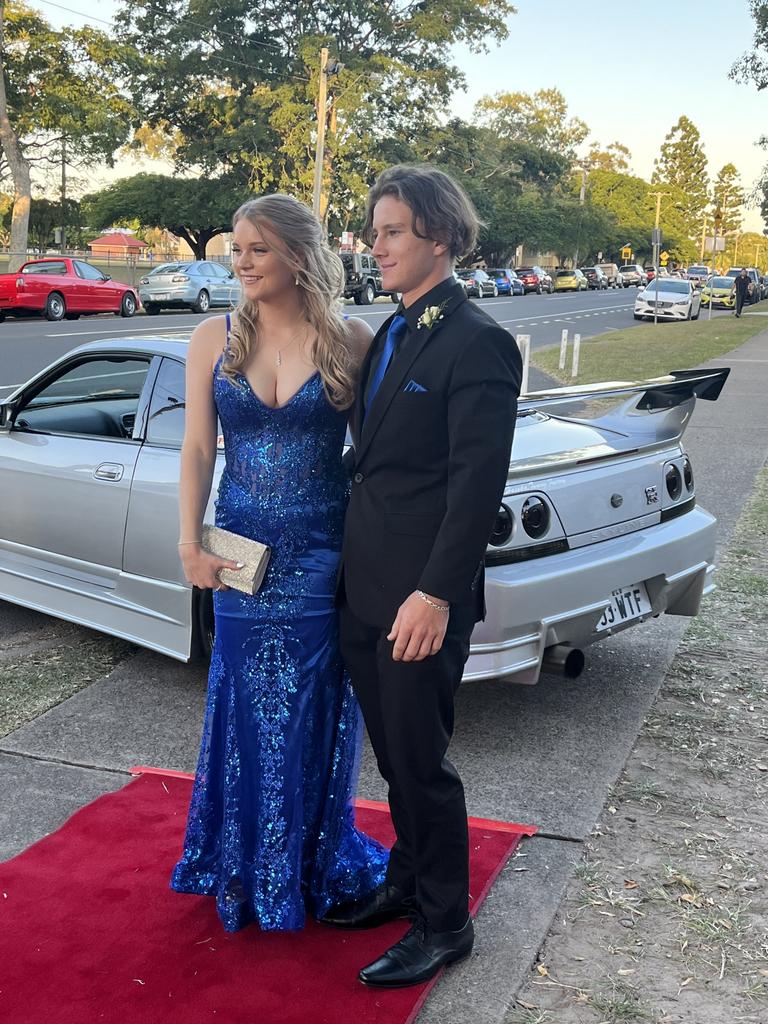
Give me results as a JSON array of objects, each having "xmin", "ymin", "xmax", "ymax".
[
  {"xmin": 0, "ymin": 336, "xmax": 727, "ymax": 685},
  {"xmin": 138, "ymin": 260, "xmax": 241, "ymax": 314}
]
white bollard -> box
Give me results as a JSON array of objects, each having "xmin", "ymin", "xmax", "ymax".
[
  {"xmin": 558, "ymin": 328, "xmax": 568, "ymax": 370},
  {"xmin": 571, "ymin": 333, "xmax": 581, "ymax": 378},
  {"xmin": 517, "ymin": 333, "xmax": 530, "ymax": 393}
]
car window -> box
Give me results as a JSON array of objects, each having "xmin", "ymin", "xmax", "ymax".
[
  {"xmin": 149, "ymin": 263, "xmax": 189, "ymax": 276},
  {"xmin": 146, "ymin": 358, "xmax": 186, "ymax": 447},
  {"xmin": 710, "ymin": 277, "xmax": 733, "ymax": 288},
  {"xmin": 74, "ymin": 261, "xmax": 107, "ymax": 281},
  {"xmin": 646, "ymin": 280, "xmax": 690, "ymax": 294},
  {"xmin": 21, "ymin": 261, "xmax": 67, "ymax": 275},
  {"xmin": 556, "ymin": 269, "xmax": 575, "ymax": 277},
  {"xmin": 15, "ymin": 357, "xmax": 151, "ymax": 439}
]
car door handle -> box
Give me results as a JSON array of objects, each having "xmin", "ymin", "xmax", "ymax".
[{"xmin": 94, "ymin": 462, "xmax": 124, "ymax": 481}]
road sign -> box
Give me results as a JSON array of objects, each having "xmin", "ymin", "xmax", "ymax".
[
  {"xmin": 659, "ymin": 250, "xmax": 669, "ymax": 266},
  {"xmin": 651, "ymin": 228, "xmax": 662, "ymax": 245},
  {"xmin": 621, "ymin": 246, "xmax": 632, "ymax": 260}
]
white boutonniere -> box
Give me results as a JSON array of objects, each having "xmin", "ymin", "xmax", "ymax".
[{"xmin": 416, "ymin": 301, "xmax": 449, "ymax": 330}]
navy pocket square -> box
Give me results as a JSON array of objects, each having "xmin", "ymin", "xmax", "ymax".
[{"xmin": 404, "ymin": 380, "xmax": 428, "ymax": 393}]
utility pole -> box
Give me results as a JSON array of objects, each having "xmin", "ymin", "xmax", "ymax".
[
  {"xmin": 649, "ymin": 190, "xmax": 671, "ymax": 325},
  {"xmin": 573, "ymin": 165, "xmax": 589, "ymax": 266},
  {"xmin": 708, "ymin": 206, "xmax": 722, "ymax": 321},
  {"xmin": 312, "ymin": 48, "xmax": 329, "ymax": 220},
  {"xmin": 699, "ymin": 211, "xmax": 708, "ymax": 262},
  {"xmin": 60, "ymin": 137, "xmax": 66, "ymax": 253}
]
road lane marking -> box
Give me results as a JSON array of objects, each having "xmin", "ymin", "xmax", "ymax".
[
  {"xmin": 498, "ymin": 302, "xmax": 632, "ymax": 324},
  {"xmin": 46, "ymin": 325, "xmax": 196, "ymax": 337}
]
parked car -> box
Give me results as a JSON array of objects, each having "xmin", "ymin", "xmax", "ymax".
[
  {"xmin": 597, "ymin": 263, "xmax": 621, "ymax": 288},
  {"xmin": 685, "ymin": 265, "xmax": 710, "ymax": 287},
  {"xmin": 700, "ymin": 275, "xmax": 736, "ymax": 310},
  {"xmin": 0, "ymin": 337, "xmax": 728, "ymax": 684},
  {"xmin": 0, "ymin": 258, "xmax": 139, "ymax": 322},
  {"xmin": 139, "ymin": 261, "xmax": 240, "ymax": 315},
  {"xmin": 580, "ymin": 266, "xmax": 608, "ymax": 290},
  {"xmin": 617, "ymin": 264, "xmax": 646, "ymax": 287},
  {"xmin": 456, "ymin": 268, "xmax": 499, "ymax": 298},
  {"xmin": 516, "ymin": 266, "xmax": 554, "ymax": 294},
  {"xmin": 634, "ymin": 278, "xmax": 702, "ymax": 321},
  {"xmin": 340, "ymin": 252, "xmax": 388, "ymax": 304},
  {"xmin": 554, "ymin": 268, "xmax": 588, "ymax": 292},
  {"xmin": 488, "ymin": 268, "xmax": 524, "ymax": 296},
  {"xmin": 724, "ymin": 267, "xmax": 761, "ymax": 304}
]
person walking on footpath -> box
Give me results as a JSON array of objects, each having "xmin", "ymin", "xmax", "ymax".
[
  {"xmin": 732, "ymin": 267, "xmax": 752, "ymax": 317},
  {"xmin": 322, "ymin": 165, "xmax": 522, "ymax": 987}
]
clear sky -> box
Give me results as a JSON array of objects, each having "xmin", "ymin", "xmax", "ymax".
[{"xmin": 28, "ymin": 0, "xmax": 768, "ymax": 231}]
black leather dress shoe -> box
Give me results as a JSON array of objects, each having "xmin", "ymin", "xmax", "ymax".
[
  {"xmin": 358, "ymin": 915, "xmax": 474, "ymax": 988},
  {"xmin": 320, "ymin": 883, "xmax": 416, "ymax": 929}
]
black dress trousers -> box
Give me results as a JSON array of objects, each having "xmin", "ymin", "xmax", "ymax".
[{"xmin": 339, "ymin": 596, "xmax": 476, "ymax": 932}]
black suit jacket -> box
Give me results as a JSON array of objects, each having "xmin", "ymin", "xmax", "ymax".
[{"xmin": 340, "ymin": 279, "xmax": 522, "ymax": 629}]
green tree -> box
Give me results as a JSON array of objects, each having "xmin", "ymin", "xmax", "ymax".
[
  {"xmin": 0, "ymin": 1, "xmax": 133, "ymax": 268},
  {"xmin": 584, "ymin": 141, "xmax": 632, "ymax": 174},
  {"xmin": 477, "ymin": 87, "xmax": 588, "ymax": 162},
  {"xmin": 116, "ymin": 0, "xmax": 516, "ymax": 232},
  {"xmin": 712, "ymin": 163, "xmax": 745, "ymax": 235},
  {"xmin": 651, "ymin": 116, "xmax": 709, "ymax": 234},
  {"xmin": 84, "ymin": 173, "xmax": 251, "ymax": 258}
]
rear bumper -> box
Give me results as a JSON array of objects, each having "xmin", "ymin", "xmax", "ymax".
[{"xmin": 465, "ymin": 506, "xmax": 716, "ymax": 684}]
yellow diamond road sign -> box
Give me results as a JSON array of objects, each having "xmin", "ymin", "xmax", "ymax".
[
  {"xmin": 621, "ymin": 246, "xmax": 632, "ymax": 259},
  {"xmin": 660, "ymin": 250, "xmax": 669, "ymax": 260}
]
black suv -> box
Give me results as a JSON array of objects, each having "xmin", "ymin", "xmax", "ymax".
[{"xmin": 340, "ymin": 252, "xmax": 386, "ymax": 304}]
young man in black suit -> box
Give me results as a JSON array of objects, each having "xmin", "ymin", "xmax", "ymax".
[{"xmin": 324, "ymin": 165, "xmax": 522, "ymax": 987}]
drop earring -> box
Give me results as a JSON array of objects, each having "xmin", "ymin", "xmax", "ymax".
[{"xmin": 295, "ymin": 275, "xmax": 300, "ymax": 286}]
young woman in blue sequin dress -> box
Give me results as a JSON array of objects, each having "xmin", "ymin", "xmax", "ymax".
[{"xmin": 171, "ymin": 195, "xmax": 387, "ymax": 932}]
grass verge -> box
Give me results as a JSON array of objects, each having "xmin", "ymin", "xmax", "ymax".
[
  {"xmin": 508, "ymin": 465, "xmax": 768, "ymax": 1023},
  {"xmin": 531, "ymin": 303, "xmax": 768, "ymax": 385}
]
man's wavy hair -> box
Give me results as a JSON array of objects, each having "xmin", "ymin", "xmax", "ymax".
[{"xmin": 361, "ymin": 164, "xmax": 481, "ymax": 260}]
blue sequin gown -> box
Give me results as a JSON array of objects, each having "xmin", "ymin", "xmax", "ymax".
[{"xmin": 170, "ymin": 340, "xmax": 387, "ymax": 932}]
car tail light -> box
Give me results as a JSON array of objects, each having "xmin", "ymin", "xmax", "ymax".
[
  {"xmin": 489, "ymin": 504, "xmax": 514, "ymax": 546},
  {"xmin": 171, "ymin": 275, "xmax": 190, "ymax": 282},
  {"xmin": 665, "ymin": 464, "xmax": 683, "ymax": 500},
  {"xmin": 683, "ymin": 456, "xmax": 694, "ymax": 492},
  {"xmin": 521, "ymin": 495, "xmax": 550, "ymax": 538}
]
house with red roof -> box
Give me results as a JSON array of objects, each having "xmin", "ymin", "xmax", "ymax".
[{"xmin": 88, "ymin": 231, "xmax": 149, "ymax": 259}]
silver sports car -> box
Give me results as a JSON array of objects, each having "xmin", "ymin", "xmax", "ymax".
[{"xmin": 0, "ymin": 335, "xmax": 728, "ymax": 685}]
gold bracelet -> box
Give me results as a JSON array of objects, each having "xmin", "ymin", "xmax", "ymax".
[
  {"xmin": 416, "ymin": 590, "xmax": 450, "ymax": 613},
  {"xmin": 177, "ymin": 540, "xmax": 202, "ymax": 546}
]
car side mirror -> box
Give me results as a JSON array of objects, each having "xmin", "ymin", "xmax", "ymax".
[
  {"xmin": 103, "ymin": 274, "xmax": 112, "ymax": 281},
  {"xmin": 0, "ymin": 398, "xmax": 18, "ymax": 434}
]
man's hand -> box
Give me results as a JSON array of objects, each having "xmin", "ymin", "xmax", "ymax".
[{"xmin": 388, "ymin": 591, "xmax": 450, "ymax": 662}]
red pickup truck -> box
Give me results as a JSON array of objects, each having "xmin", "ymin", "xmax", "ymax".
[{"xmin": 0, "ymin": 257, "xmax": 139, "ymax": 322}]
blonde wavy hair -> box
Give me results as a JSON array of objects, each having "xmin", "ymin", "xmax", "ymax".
[{"xmin": 223, "ymin": 194, "xmax": 355, "ymax": 409}]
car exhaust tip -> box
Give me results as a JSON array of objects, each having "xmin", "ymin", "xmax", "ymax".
[{"xmin": 541, "ymin": 644, "xmax": 585, "ymax": 679}]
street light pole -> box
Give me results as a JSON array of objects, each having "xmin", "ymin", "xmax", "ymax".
[
  {"xmin": 312, "ymin": 47, "xmax": 329, "ymax": 220},
  {"xmin": 573, "ymin": 165, "xmax": 587, "ymax": 267},
  {"xmin": 649, "ymin": 190, "xmax": 671, "ymax": 325}
]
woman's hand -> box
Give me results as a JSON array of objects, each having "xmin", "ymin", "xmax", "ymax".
[{"xmin": 179, "ymin": 544, "xmax": 244, "ymax": 591}]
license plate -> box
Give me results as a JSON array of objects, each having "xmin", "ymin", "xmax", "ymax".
[
  {"xmin": 595, "ymin": 582, "xmax": 652, "ymax": 632},
  {"xmin": 153, "ymin": 292, "xmax": 170, "ymax": 300}
]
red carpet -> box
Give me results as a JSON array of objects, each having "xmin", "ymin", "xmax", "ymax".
[{"xmin": 0, "ymin": 768, "xmax": 536, "ymax": 1024}]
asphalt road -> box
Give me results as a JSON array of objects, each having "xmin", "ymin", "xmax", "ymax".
[{"xmin": 1, "ymin": 286, "xmax": 728, "ymax": 394}]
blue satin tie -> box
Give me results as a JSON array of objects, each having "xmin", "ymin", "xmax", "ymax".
[{"xmin": 364, "ymin": 314, "xmax": 408, "ymax": 417}]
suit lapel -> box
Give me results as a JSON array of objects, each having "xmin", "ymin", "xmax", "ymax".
[{"xmin": 356, "ymin": 285, "xmax": 467, "ymax": 464}]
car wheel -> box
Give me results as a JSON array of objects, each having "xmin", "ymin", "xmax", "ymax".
[
  {"xmin": 193, "ymin": 289, "xmax": 210, "ymax": 313},
  {"xmin": 389, "ymin": 292, "xmax": 400, "ymax": 302},
  {"xmin": 45, "ymin": 292, "xmax": 66, "ymax": 321},
  {"xmin": 192, "ymin": 587, "xmax": 215, "ymax": 660},
  {"xmin": 363, "ymin": 281, "xmax": 375, "ymax": 305},
  {"xmin": 144, "ymin": 303, "xmax": 160, "ymax": 315},
  {"xmin": 120, "ymin": 292, "xmax": 137, "ymax": 318},
  {"xmin": 536, "ymin": 284, "xmax": 543, "ymax": 295},
  {"xmin": 492, "ymin": 284, "xmax": 498, "ymax": 297},
  {"xmin": 353, "ymin": 293, "xmax": 362, "ymax": 305},
  {"xmin": 633, "ymin": 313, "xmax": 643, "ymax": 320},
  {"xmin": 692, "ymin": 307, "xmax": 700, "ymax": 320}
]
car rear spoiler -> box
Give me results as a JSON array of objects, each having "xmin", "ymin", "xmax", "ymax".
[{"xmin": 517, "ymin": 366, "xmax": 730, "ymax": 448}]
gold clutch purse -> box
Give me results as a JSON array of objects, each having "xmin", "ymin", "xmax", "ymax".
[{"xmin": 201, "ymin": 524, "xmax": 271, "ymax": 595}]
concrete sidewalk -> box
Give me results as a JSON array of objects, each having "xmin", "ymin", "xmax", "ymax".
[{"xmin": 1, "ymin": 331, "xmax": 767, "ymax": 1023}]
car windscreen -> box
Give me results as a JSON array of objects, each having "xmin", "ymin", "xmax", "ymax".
[
  {"xmin": 709, "ymin": 277, "xmax": 734, "ymax": 288},
  {"xmin": 645, "ymin": 280, "xmax": 690, "ymax": 294},
  {"xmin": 516, "ymin": 267, "xmax": 535, "ymax": 274},
  {"xmin": 149, "ymin": 263, "xmax": 192, "ymax": 276},
  {"xmin": 457, "ymin": 270, "xmax": 474, "ymax": 279}
]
